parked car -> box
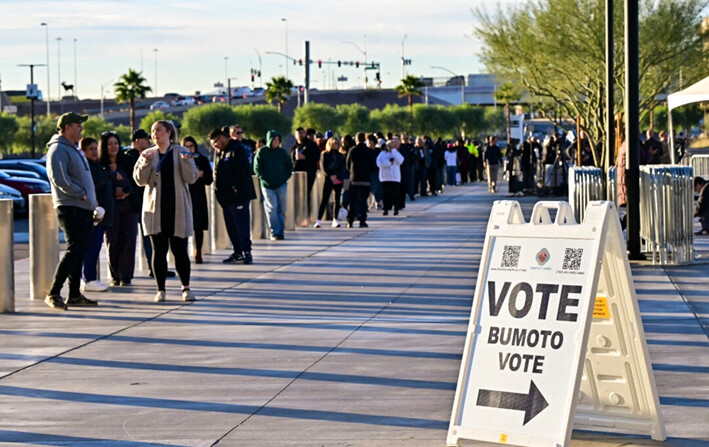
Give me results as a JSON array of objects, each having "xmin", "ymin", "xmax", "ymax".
[
  {"xmin": 0, "ymin": 171, "xmax": 51, "ymax": 202},
  {"xmin": 172, "ymin": 96, "xmax": 196, "ymax": 106},
  {"xmin": 150, "ymin": 101, "xmax": 170, "ymax": 110},
  {"xmin": 0, "ymin": 169, "xmax": 42, "ymax": 180},
  {"xmin": 0, "ymin": 160, "xmax": 49, "ymax": 182},
  {"xmin": 0, "ymin": 183, "xmax": 26, "ymax": 214}
]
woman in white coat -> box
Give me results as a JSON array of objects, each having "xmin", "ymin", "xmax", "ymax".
[{"xmin": 376, "ymin": 137, "xmax": 405, "ymax": 216}]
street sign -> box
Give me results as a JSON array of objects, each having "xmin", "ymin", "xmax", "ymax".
[
  {"xmin": 26, "ymin": 84, "xmax": 38, "ymax": 99},
  {"xmin": 447, "ymin": 201, "xmax": 665, "ymax": 447}
]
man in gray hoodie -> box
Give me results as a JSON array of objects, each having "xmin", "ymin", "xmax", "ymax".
[{"xmin": 45, "ymin": 112, "xmax": 98, "ymax": 310}]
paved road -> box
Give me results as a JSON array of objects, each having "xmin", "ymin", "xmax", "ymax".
[{"xmin": 1, "ymin": 183, "xmax": 707, "ymax": 447}]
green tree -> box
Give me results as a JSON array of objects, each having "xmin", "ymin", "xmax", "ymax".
[
  {"xmin": 13, "ymin": 115, "xmax": 56, "ymax": 155},
  {"xmin": 336, "ymin": 104, "xmax": 372, "ymax": 136},
  {"xmin": 182, "ymin": 103, "xmax": 239, "ymax": 143},
  {"xmin": 452, "ymin": 105, "xmax": 486, "ymax": 138},
  {"xmin": 412, "ymin": 105, "xmax": 459, "ymax": 138},
  {"xmin": 394, "ymin": 75, "xmax": 425, "ymax": 130},
  {"xmin": 292, "ymin": 103, "xmax": 342, "ymax": 134},
  {"xmin": 265, "ymin": 76, "xmax": 294, "ymax": 113},
  {"xmin": 240, "ymin": 104, "xmax": 291, "ymax": 142},
  {"xmin": 483, "ymin": 107, "xmax": 506, "ymax": 136},
  {"xmin": 139, "ymin": 110, "xmax": 181, "ymax": 134},
  {"xmin": 0, "ymin": 113, "xmax": 19, "ymax": 154},
  {"xmin": 370, "ymin": 104, "xmax": 410, "ymax": 135},
  {"xmin": 82, "ymin": 116, "xmax": 116, "ymax": 140},
  {"xmin": 114, "ymin": 68, "xmax": 152, "ymax": 134},
  {"xmin": 493, "ymin": 83, "xmax": 522, "ymax": 146},
  {"xmin": 474, "ymin": 0, "xmax": 708, "ymax": 166}
]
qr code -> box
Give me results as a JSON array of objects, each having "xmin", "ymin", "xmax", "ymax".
[
  {"xmin": 501, "ymin": 245, "xmax": 521, "ymax": 268},
  {"xmin": 562, "ymin": 248, "xmax": 584, "ymax": 270}
]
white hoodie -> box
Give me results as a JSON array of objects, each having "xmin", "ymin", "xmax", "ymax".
[{"xmin": 376, "ymin": 149, "xmax": 405, "ymax": 183}]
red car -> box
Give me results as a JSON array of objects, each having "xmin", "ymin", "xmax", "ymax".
[{"xmin": 0, "ymin": 170, "xmax": 51, "ymax": 203}]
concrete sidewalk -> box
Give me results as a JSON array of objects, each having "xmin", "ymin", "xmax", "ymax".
[{"xmin": 0, "ymin": 183, "xmax": 707, "ymax": 447}]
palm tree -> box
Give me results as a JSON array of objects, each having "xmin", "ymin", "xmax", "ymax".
[
  {"xmin": 114, "ymin": 69, "xmax": 152, "ymax": 134},
  {"xmin": 394, "ymin": 75, "xmax": 425, "ymax": 131},
  {"xmin": 265, "ymin": 76, "xmax": 294, "ymax": 113},
  {"xmin": 494, "ymin": 83, "xmax": 522, "ymax": 146}
]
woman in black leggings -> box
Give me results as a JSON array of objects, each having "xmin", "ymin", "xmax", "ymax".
[
  {"xmin": 314, "ymin": 137, "xmax": 346, "ymax": 228},
  {"xmin": 133, "ymin": 120, "xmax": 198, "ymax": 302}
]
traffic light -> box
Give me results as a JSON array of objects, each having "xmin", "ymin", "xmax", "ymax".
[
  {"xmin": 375, "ymin": 72, "xmax": 380, "ymax": 81},
  {"xmin": 318, "ymin": 60, "xmax": 322, "ymax": 68},
  {"xmin": 251, "ymin": 74, "xmax": 255, "ymax": 82},
  {"xmin": 355, "ymin": 61, "xmax": 359, "ymax": 68},
  {"xmin": 298, "ymin": 59, "xmax": 303, "ymax": 65},
  {"xmin": 337, "ymin": 60, "xmax": 341, "ymax": 67}
]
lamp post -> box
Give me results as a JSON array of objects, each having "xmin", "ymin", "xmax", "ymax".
[
  {"xmin": 342, "ymin": 38, "xmax": 367, "ymax": 89},
  {"xmin": 224, "ymin": 56, "xmax": 229, "ymax": 97},
  {"xmin": 17, "ymin": 63, "xmax": 45, "ymax": 158},
  {"xmin": 227, "ymin": 77, "xmax": 238, "ymax": 106},
  {"xmin": 401, "ymin": 34, "xmax": 408, "ymax": 79},
  {"xmin": 281, "ymin": 18, "xmax": 289, "ymax": 79},
  {"xmin": 73, "ymin": 38, "xmax": 77, "ymax": 100},
  {"xmin": 40, "ymin": 23, "xmax": 50, "ymax": 114},
  {"xmin": 431, "ymin": 65, "xmax": 465, "ymax": 105},
  {"xmin": 153, "ymin": 48, "xmax": 159, "ymax": 97},
  {"xmin": 254, "ymin": 48, "xmax": 263, "ymax": 88}
]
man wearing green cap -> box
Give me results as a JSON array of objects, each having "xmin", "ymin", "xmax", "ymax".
[{"xmin": 44, "ymin": 112, "xmax": 98, "ymax": 310}]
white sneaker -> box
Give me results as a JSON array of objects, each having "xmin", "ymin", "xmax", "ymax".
[
  {"xmin": 331, "ymin": 219, "xmax": 340, "ymax": 228},
  {"xmin": 154, "ymin": 291, "xmax": 165, "ymax": 302},
  {"xmin": 182, "ymin": 289, "xmax": 196, "ymax": 302},
  {"xmin": 313, "ymin": 220, "xmax": 321, "ymax": 228},
  {"xmin": 82, "ymin": 280, "xmax": 109, "ymax": 292}
]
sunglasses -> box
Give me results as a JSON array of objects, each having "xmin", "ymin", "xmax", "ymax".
[
  {"xmin": 101, "ymin": 131, "xmax": 117, "ymax": 136},
  {"xmin": 234, "ymin": 131, "xmax": 243, "ymax": 135}
]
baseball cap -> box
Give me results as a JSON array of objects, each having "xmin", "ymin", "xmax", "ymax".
[
  {"xmin": 132, "ymin": 129, "xmax": 150, "ymax": 141},
  {"xmin": 324, "ymin": 130, "xmax": 333, "ymax": 139},
  {"xmin": 56, "ymin": 112, "xmax": 88, "ymax": 131}
]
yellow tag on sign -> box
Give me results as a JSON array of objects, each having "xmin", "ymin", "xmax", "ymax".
[
  {"xmin": 593, "ymin": 297, "xmax": 611, "ymax": 319},
  {"xmin": 499, "ymin": 434, "xmax": 508, "ymax": 443}
]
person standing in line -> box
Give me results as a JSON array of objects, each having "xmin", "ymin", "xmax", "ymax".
[
  {"xmin": 45, "ymin": 112, "xmax": 98, "ymax": 309},
  {"xmin": 484, "ymin": 135, "xmax": 503, "ymax": 193},
  {"xmin": 100, "ymin": 131, "xmax": 138, "ymax": 286},
  {"xmin": 314, "ymin": 137, "xmax": 346, "ymax": 228},
  {"xmin": 182, "ymin": 136, "xmax": 213, "ymax": 264},
  {"xmin": 254, "ymin": 130, "xmax": 292, "ymax": 240},
  {"xmin": 414, "ymin": 136, "xmax": 428, "ymax": 197},
  {"xmin": 445, "ymin": 143, "xmax": 458, "ymax": 187},
  {"xmin": 694, "ymin": 176, "xmax": 709, "ymax": 235},
  {"xmin": 377, "ymin": 136, "xmax": 405, "ymax": 216},
  {"xmin": 133, "ymin": 120, "xmax": 198, "ymax": 302},
  {"xmin": 399, "ymin": 134, "xmax": 416, "ymax": 202},
  {"xmin": 346, "ymin": 133, "xmax": 376, "ymax": 228},
  {"xmin": 229, "ymin": 124, "xmax": 256, "ymax": 169},
  {"xmin": 289, "ymin": 127, "xmax": 319, "ymax": 206},
  {"xmin": 209, "ymin": 128, "xmax": 256, "ymax": 263},
  {"xmin": 80, "ymin": 137, "xmax": 113, "ymax": 293}
]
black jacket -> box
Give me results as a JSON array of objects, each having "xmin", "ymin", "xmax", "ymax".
[
  {"xmin": 346, "ymin": 143, "xmax": 377, "ymax": 184},
  {"xmin": 214, "ymin": 140, "xmax": 256, "ymax": 206},
  {"xmin": 88, "ymin": 159, "xmax": 115, "ymax": 227},
  {"xmin": 189, "ymin": 153, "xmax": 214, "ymax": 231},
  {"xmin": 118, "ymin": 147, "xmax": 143, "ymax": 213},
  {"xmin": 290, "ymin": 139, "xmax": 320, "ymax": 174},
  {"xmin": 695, "ymin": 183, "xmax": 709, "ymax": 219},
  {"xmin": 320, "ymin": 150, "xmax": 346, "ymax": 179}
]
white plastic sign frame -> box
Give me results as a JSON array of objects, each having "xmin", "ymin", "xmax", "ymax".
[{"xmin": 447, "ymin": 200, "xmax": 665, "ymax": 447}]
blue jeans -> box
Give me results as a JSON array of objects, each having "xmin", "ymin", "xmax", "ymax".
[
  {"xmin": 262, "ymin": 183, "xmax": 287, "ymax": 237},
  {"xmin": 83, "ymin": 225, "xmax": 106, "ymax": 282},
  {"xmin": 446, "ymin": 166, "xmax": 457, "ymax": 186}
]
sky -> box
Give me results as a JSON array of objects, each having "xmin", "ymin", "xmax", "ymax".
[{"xmin": 0, "ymin": 0, "xmax": 519, "ymax": 102}]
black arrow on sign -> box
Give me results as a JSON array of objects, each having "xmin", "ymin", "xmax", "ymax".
[{"xmin": 476, "ymin": 380, "xmax": 549, "ymax": 425}]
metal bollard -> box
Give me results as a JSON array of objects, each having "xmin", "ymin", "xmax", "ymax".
[
  {"xmin": 200, "ymin": 191, "xmax": 212, "ymax": 256},
  {"xmin": 285, "ymin": 179, "xmax": 296, "ymax": 231},
  {"xmin": 29, "ymin": 194, "xmax": 59, "ymax": 300},
  {"xmin": 250, "ymin": 175, "xmax": 266, "ymax": 240},
  {"xmin": 310, "ymin": 171, "xmax": 325, "ymax": 223},
  {"xmin": 210, "ymin": 184, "xmax": 231, "ymax": 251},
  {"xmin": 0, "ymin": 200, "xmax": 15, "ymax": 313},
  {"xmin": 293, "ymin": 172, "xmax": 309, "ymax": 227}
]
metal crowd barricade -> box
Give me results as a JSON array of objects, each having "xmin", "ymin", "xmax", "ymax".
[
  {"xmin": 568, "ymin": 166, "xmax": 605, "ymax": 223},
  {"xmin": 689, "ymin": 154, "xmax": 709, "ymax": 181},
  {"xmin": 639, "ymin": 165, "xmax": 694, "ymax": 265},
  {"xmin": 607, "ymin": 167, "xmax": 617, "ymax": 203}
]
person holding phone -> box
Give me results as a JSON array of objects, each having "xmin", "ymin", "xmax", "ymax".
[{"xmin": 133, "ymin": 120, "xmax": 198, "ymax": 302}]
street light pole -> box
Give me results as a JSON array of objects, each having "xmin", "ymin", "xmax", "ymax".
[
  {"xmin": 153, "ymin": 48, "xmax": 158, "ymax": 97},
  {"xmin": 431, "ymin": 65, "xmax": 465, "ymax": 105},
  {"xmin": 224, "ymin": 56, "xmax": 229, "ymax": 97},
  {"xmin": 18, "ymin": 63, "xmax": 45, "ymax": 158},
  {"xmin": 401, "ymin": 34, "xmax": 408, "ymax": 80},
  {"xmin": 255, "ymin": 48, "xmax": 263, "ymax": 88},
  {"xmin": 40, "ymin": 23, "xmax": 50, "ymax": 115},
  {"xmin": 282, "ymin": 18, "xmax": 289, "ymax": 79}
]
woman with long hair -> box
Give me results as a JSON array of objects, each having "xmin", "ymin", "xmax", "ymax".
[
  {"xmin": 99, "ymin": 131, "xmax": 138, "ymax": 286},
  {"xmin": 134, "ymin": 120, "xmax": 198, "ymax": 302},
  {"xmin": 181, "ymin": 135, "xmax": 213, "ymax": 264},
  {"xmin": 314, "ymin": 137, "xmax": 346, "ymax": 228}
]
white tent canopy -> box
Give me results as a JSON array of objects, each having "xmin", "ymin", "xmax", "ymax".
[
  {"xmin": 666, "ymin": 75, "xmax": 709, "ymax": 163},
  {"xmin": 668, "ymin": 75, "xmax": 709, "ymax": 111}
]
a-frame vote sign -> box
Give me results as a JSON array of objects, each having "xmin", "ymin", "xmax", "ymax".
[{"xmin": 447, "ymin": 201, "xmax": 666, "ymax": 447}]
